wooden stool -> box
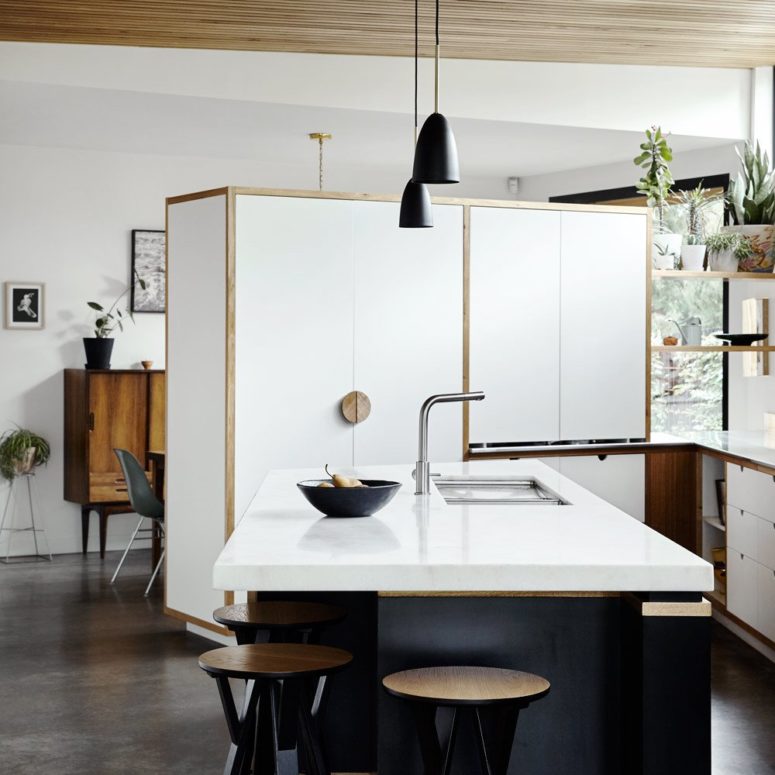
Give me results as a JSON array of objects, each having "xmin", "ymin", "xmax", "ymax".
[
  {"xmin": 213, "ymin": 601, "xmax": 347, "ymax": 645},
  {"xmin": 200, "ymin": 643, "xmax": 352, "ymax": 775},
  {"xmin": 383, "ymin": 666, "xmax": 550, "ymax": 775}
]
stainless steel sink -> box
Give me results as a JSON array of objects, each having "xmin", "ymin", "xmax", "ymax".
[{"xmin": 433, "ymin": 475, "xmax": 568, "ymax": 505}]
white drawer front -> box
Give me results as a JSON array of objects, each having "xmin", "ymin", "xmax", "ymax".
[
  {"xmin": 727, "ymin": 549, "xmax": 758, "ymax": 628},
  {"xmin": 727, "ymin": 505, "xmax": 761, "ymax": 562},
  {"xmin": 756, "ymin": 562, "xmax": 775, "ymax": 643},
  {"xmin": 758, "ymin": 517, "xmax": 775, "ymax": 572},
  {"xmin": 727, "ymin": 464, "xmax": 775, "ymax": 523}
]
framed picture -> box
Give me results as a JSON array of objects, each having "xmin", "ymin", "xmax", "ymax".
[
  {"xmin": 131, "ymin": 229, "xmax": 166, "ymax": 313},
  {"xmin": 4, "ymin": 282, "xmax": 44, "ymax": 330}
]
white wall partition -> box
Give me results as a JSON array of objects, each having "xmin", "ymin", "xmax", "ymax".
[{"xmin": 165, "ymin": 192, "xmax": 228, "ymax": 629}]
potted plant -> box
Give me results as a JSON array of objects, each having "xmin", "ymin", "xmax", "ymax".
[
  {"xmin": 634, "ymin": 126, "xmax": 680, "ymax": 268},
  {"xmin": 676, "ymin": 183, "xmax": 720, "ymax": 270},
  {"xmin": 84, "ymin": 274, "xmax": 145, "ymax": 369},
  {"xmin": 0, "ymin": 427, "xmax": 51, "ymax": 481},
  {"xmin": 725, "ymin": 141, "xmax": 775, "ymax": 272},
  {"xmin": 705, "ymin": 232, "xmax": 754, "ymax": 272}
]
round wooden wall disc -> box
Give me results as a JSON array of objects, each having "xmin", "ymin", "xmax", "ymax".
[{"xmin": 341, "ymin": 391, "xmax": 371, "ymax": 424}]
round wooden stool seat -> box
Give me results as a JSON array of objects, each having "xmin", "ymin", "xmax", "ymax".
[
  {"xmin": 383, "ymin": 665, "xmax": 550, "ymax": 706},
  {"xmin": 213, "ymin": 601, "xmax": 346, "ymax": 632},
  {"xmin": 199, "ymin": 642, "xmax": 353, "ymax": 680}
]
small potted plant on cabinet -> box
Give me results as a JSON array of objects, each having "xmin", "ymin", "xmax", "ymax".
[
  {"xmin": 84, "ymin": 275, "xmax": 145, "ymax": 370},
  {"xmin": 725, "ymin": 141, "xmax": 775, "ymax": 272},
  {"xmin": 0, "ymin": 427, "xmax": 51, "ymax": 481},
  {"xmin": 634, "ymin": 126, "xmax": 680, "ymax": 268},
  {"xmin": 705, "ymin": 232, "xmax": 754, "ymax": 273},
  {"xmin": 676, "ymin": 183, "xmax": 720, "ymax": 270}
]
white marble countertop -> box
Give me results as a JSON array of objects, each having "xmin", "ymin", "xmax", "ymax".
[
  {"xmin": 213, "ymin": 460, "xmax": 712, "ymax": 593},
  {"xmin": 681, "ymin": 430, "xmax": 775, "ymax": 470}
]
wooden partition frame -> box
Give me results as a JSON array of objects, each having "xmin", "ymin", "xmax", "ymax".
[{"xmin": 164, "ymin": 186, "xmax": 652, "ymax": 630}]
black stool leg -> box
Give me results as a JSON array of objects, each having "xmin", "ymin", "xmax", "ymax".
[
  {"xmin": 473, "ymin": 704, "xmax": 521, "ymax": 775},
  {"xmin": 412, "ymin": 704, "xmax": 443, "ymax": 775},
  {"xmin": 215, "ymin": 676, "xmax": 260, "ymax": 775},
  {"xmin": 297, "ymin": 679, "xmax": 330, "ymax": 775},
  {"xmin": 254, "ymin": 680, "xmax": 280, "ymax": 775}
]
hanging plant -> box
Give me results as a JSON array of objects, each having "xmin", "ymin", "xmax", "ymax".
[{"xmin": 0, "ymin": 427, "xmax": 51, "ymax": 481}]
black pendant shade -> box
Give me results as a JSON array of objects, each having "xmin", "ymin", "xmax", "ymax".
[
  {"xmin": 412, "ymin": 112, "xmax": 460, "ymax": 184},
  {"xmin": 399, "ymin": 179, "xmax": 433, "ymax": 228}
]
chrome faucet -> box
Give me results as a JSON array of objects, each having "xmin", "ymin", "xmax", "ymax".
[{"xmin": 415, "ymin": 391, "xmax": 485, "ymax": 495}]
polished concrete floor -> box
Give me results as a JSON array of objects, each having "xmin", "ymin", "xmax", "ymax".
[{"xmin": 0, "ymin": 550, "xmax": 773, "ymax": 774}]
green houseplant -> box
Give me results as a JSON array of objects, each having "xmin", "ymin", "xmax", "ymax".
[
  {"xmin": 725, "ymin": 142, "xmax": 775, "ymax": 272},
  {"xmin": 676, "ymin": 183, "xmax": 721, "ymax": 271},
  {"xmin": 705, "ymin": 232, "xmax": 753, "ymax": 273},
  {"xmin": 0, "ymin": 428, "xmax": 51, "ymax": 481},
  {"xmin": 83, "ymin": 274, "xmax": 145, "ymax": 369},
  {"xmin": 634, "ymin": 126, "xmax": 680, "ymax": 268}
]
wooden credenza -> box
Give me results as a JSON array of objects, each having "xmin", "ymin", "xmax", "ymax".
[{"xmin": 64, "ymin": 368, "xmax": 165, "ymax": 556}]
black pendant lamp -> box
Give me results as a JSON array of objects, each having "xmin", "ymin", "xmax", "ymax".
[
  {"xmin": 412, "ymin": 0, "xmax": 459, "ymax": 184},
  {"xmin": 399, "ymin": 0, "xmax": 433, "ymax": 228}
]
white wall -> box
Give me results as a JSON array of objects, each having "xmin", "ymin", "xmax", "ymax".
[
  {"xmin": 0, "ymin": 141, "xmax": 509, "ymax": 557},
  {"xmin": 516, "ymin": 143, "xmax": 741, "ymax": 202}
]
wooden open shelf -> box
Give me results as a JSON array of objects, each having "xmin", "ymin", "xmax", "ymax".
[
  {"xmin": 653, "ymin": 270, "xmax": 775, "ymax": 280},
  {"xmin": 652, "ymin": 345, "xmax": 775, "ymax": 353},
  {"xmin": 703, "ymin": 515, "xmax": 726, "ymax": 532}
]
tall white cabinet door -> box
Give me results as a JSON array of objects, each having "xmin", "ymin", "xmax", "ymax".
[
  {"xmin": 235, "ymin": 195, "xmax": 356, "ymax": 518},
  {"xmin": 352, "ymin": 201, "xmax": 464, "ymax": 465},
  {"xmin": 560, "ymin": 212, "xmax": 647, "ymax": 441},
  {"xmin": 468, "ymin": 207, "xmax": 562, "ymax": 444}
]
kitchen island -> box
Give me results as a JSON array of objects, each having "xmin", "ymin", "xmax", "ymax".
[{"xmin": 214, "ymin": 460, "xmax": 714, "ymax": 775}]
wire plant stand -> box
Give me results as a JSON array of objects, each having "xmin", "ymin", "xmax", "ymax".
[{"xmin": 0, "ymin": 472, "xmax": 53, "ymax": 563}]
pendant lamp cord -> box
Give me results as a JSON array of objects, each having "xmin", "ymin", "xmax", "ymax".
[
  {"xmin": 434, "ymin": 0, "xmax": 440, "ymax": 113},
  {"xmin": 318, "ymin": 136, "xmax": 324, "ymax": 191},
  {"xmin": 414, "ymin": 0, "xmax": 418, "ymax": 145}
]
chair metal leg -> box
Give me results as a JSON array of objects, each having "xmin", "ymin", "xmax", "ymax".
[
  {"xmin": 111, "ymin": 517, "xmax": 144, "ymax": 584},
  {"xmin": 1, "ymin": 479, "xmax": 15, "ymax": 562},
  {"xmin": 144, "ymin": 547, "xmax": 165, "ymax": 596}
]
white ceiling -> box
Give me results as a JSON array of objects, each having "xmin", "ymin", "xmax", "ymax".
[{"xmin": 0, "ymin": 80, "xmax": 737, "ymax": 179}]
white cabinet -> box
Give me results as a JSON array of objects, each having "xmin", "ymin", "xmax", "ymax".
[
  {"xmin": 352, "ymin": 201, "xmax": 463, "ymax": 465},
  {"xmin": 727, "ymin": 549, "xmax": 759, "ymax": 627},
  {"xmin": 558, "ymin": 454, "xmax": 645, "ymax": 521},
  {"xmin": 559, "ymin": 212, "xmax": 647, "ymax": 441},
  {"xmin": 758, "ymin": 517, "xmax": 775, "ymax": 571},
  {"xmin": 757, "ymin": 563, "xmax": 775, "ymax": 642},
  {"xmin": 235, "ymin": 195, "xmax": 357, "ymax": 518},
  {"xmin": 727, "ymin": 463, "xmax": 775, "ymax": 522},
  {"xmin": 467, "ymin": 206, "xmax": 647, "ymax": 446},
  {"xmin": 727, "ymin": 505, "xmax": 761, "ymax": 563},
  {"xmin": 468, "ymin": 207, "xmax": 561, "ymax": 444}
]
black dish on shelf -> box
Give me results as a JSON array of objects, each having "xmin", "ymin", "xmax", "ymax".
[
  {"xmin": 712, "ymin": 333, "xmax": 769, "ymax": 346},
  {"xmin": 297, "ymin": 480, "xmax": 402, "ymax": 518}
]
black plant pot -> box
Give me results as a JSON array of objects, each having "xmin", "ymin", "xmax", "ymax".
[{"xmin": 83, "ymin": 337, "xmax": 114, "ymax": 370}]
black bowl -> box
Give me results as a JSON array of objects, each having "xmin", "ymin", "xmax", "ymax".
[
  {"xmin": 713, "ymin": 332, "xmax": 769, "ymax": 346},
  {"xmin": 297, "ymin": 480, "xmax": 402, "ymax": 518}
]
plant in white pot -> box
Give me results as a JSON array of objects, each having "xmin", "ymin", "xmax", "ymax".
[
  {"xmin": 705, "ymin": 232, "xmax": 753, "ymax": 273},
  {"xmin": 676, "ymin": 183, "xmax": 720, "ymax": 271},
  {"xmin": 0, "ymin": 428, "xmax": 50, "ymax": 481},
  {"xmin": 634, "ymin": 126, "xmax": 679, "ymax": 269},
  {"xmin": 726, "ymin": 142, "xmax": 775, "ymax": 272},
  {"xmin": 84, "ymin": 274, "xmax": 145, "ymax": 370}
]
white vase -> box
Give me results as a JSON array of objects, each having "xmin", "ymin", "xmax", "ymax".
[
  {"xmin": 652, "ymin": 234, "xmax": 681, "ymax": 269},
  {"xmin": 707, "ymin": 248, "xmax": 738, "ymax": 272},
  {"xmin": 681, "ymin": 244, "xmax": 706, "ymax": 271},
  {"xmin": 722, "ymin": 225, "xmax": 775, "ymax": 272}
]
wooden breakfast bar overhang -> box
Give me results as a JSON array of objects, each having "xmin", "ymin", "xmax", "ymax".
[{"xmin": 213, "ymin": 460, "xmax": 714, "ymax": 775}]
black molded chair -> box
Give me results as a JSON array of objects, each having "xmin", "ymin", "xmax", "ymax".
[{"xmin": 110, "ymin": 449, "xmax": 165, "ymax": 596}]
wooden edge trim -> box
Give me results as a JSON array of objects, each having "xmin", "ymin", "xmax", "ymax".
[
  {"xmin": 166, "ymin": 186, "xmax": 230, "ymax": 205},
  {"xmin": 699, "ymin": 446, "xmax": 775, "ymax": 477},
  {"xmin": 378, "ymin": 591, "xmax": 620, "ymax": 598},
  {"xmin": 624, "ymin": 594, "xmax": 712, "ymax": 617},
  {"xmin": 645, "ymin": 208, "xmax": 653, "ymax": 440},
  {"xmin": 164, "ymin": 605, "xmax": 233, "ymax": 636},
  {"xmin": 224, "ymin": 188, "xmax": 236, "ymax": 609},
  {"xmin": 230, "ymin": 186, "xmax": 648, "ymax": 215},
  {"xmin": 466, "ymin": 442, "xmax": 696, "ymax": 461}
]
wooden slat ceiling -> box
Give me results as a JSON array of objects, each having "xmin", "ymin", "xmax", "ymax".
[{"xmin": 1, "ymin": 1, "xmax": 774, "ymax": 68}]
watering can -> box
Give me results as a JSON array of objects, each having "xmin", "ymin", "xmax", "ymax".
[{"xmin": 670, "ymin": 317, "xmax": 702, "ymax": 346}]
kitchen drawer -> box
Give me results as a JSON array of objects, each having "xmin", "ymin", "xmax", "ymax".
[
  {"xmin": 727, "ymin": 549, "xmax": 758, "ymax": 628},
  {"xmin": 88, "ymin": 471, "xmax": 148, "ymax": 503},
  {"xmin": 727, "ymin": 463, "xmax": 775, "ymax": 523},
  {"xmin": 727, "ymin": 505, "xmax": 761, "ymax": 562},
  {"xmin": 757, "ymin": 563, "xmax": 775, "ymax": 643},
  {"xmin": 759, "ymin": 516, "xmax": 775, "ymax": 571}
]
